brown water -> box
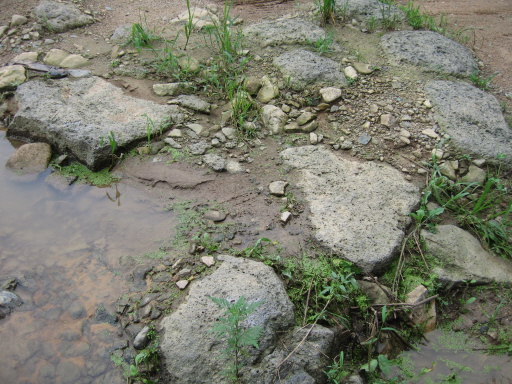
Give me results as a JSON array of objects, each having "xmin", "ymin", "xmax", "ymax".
[{"xmin": 0, "ymin": 130, "xmax": 174, "ymax": 384}]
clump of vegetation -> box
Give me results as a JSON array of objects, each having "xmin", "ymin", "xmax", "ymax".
[
  {"xmin": 56, "ymin": 162, "xmax": 119, "ymax": 187},
  {"xmin": 470, "ymin": 71, "xmax": 496, "ymax": 90},
  {"xmin": 316, "ymin": 0, "xmax": 337, "ymax": 25},
  {"xmin": 209, "ymin": 296, "xmax": 263, "ymax": 381}
]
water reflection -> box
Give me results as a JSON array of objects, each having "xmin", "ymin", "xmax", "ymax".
[
  {"xmin": 393, "ymin": 329, "xmax": 512, "ymax": 383},
  {"xmin": 0, "ymin": 130, "xmax": 172, "ymax": 383}
]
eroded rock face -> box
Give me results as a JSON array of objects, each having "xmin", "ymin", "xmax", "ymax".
[
  {"xmin": 159, "ymin": 255, "xmax": 296, "ymax": 383},
  {"xmin": 422, "ymin": 225, "xmax": 512, "ymax": 287},
  {"xmin": 273, "ymin": 50, "xmax": 347, "ymax": 91},
  {"xmin": 7, "ymin": 77, "xmax": 184, "ymax": 170},
  {"xmin": 34, "ymin": 0, "xmax": 94, "ymax": 32},
  {"xmin": 425, "ymin": 80, "xmax": 512, "ymax": 169},
  {"xmin": 280, "ymin": 146, "xmax": 419, "ymax": 273},
  {"xmin": 381, "ymin": 31, "xmax": 478, "ymax": 76}
]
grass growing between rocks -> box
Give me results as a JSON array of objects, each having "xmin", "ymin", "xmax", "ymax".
[{"xmin": 417, "ymin": 151, "xmax": 512, "ymax": 259}]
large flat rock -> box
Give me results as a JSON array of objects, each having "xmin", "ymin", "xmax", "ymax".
[
  {"xmin": 34, "ymin": 0, "xmax": 94, "ymax": 33},
  {"xmin": 160, "ymin": 255, "xmax": 296, "ymax": 383},
  {"xmin": 422, "ymin": 225, "xmax": 512, "ymax": 287},
  {"xmin": 7, "ymin": 77, "xmax": 184, "ymax": 170},
  {"xmin": 381, "ymin": 31, "xmax": 478, "ymax": 76},
  {"xmin": 280, "ymin": 146, "xmax": 419, "ymax": 273},
  {"xmin": 425, "ymin": 80, "xmax": 512, "ymax": 168},
  {"xmin": 273, "ymin": 50, "xmax": 347, "ymax": 91},
  {"xmin": 244, "ymin": 17, "xmax": 327, "ymax": 47}
]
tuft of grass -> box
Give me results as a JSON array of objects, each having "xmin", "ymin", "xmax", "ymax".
[
  {"xmin": 423, "ymin": 149, "xmax": 512, "ymax": 258},
  {"xmin": 470, "ymin": 72, "xmax": 496, "ymax": 91},
  {"xmin": 307, "ymin": 32, "xmax": 334, "ymax": 55},
  {"xmin": 316, "ymin": 0, "xmax": 337, "ymax": 25},
  {"xmin": 57, "ymin": 162, "xmax": 119, "ymax": 187},
  {"xmin": 127, "ymin": 21, "xmax": 156, "ymax": 52}
]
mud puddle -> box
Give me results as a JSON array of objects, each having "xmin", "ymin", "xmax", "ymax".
[
  {"xmin": 0, "ymin": 129, "xmax": 175, "ymax": 384},
  {"xmin": 392, "ymin": 329, "xmax": 512, "ymax": 383}
]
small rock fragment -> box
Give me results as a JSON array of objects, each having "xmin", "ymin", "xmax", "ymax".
[
  {"xmin": 269, "ymin": 180, "xmax": 288, "ymax": 196},
  {"xmin": 319, "ymin": 87, "xmax": 342, "ymax": 103},
  {"xmin": 204, "ymin": 210, "xmax": 228, "ymax": 222},
  {"xmin": 201, "ymin": 256, "xmax": 215, "ymax": 267},
  {"xmin": 280, "ymin": 211, "xmax": 292, "ymax": 223},
  {"xmin": 176, "ymin": 280, "xmax": 189, "ymax": 290}
]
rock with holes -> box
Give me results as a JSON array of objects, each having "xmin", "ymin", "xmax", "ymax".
[
  {"xmin": 34, "ymin": 0, "xmax": 94, "ymax": 32},
  {"xmin": 274, "ymin": 50, "xmax": 347, "ymax": 91},
  {"xmin": 425, "ymin": 80, "xmax": 512, "ymax": 169},
  {"xmin": 381, "ymin": 31, "xmax": 477, "ymax": 76},
  {"xmin": 8, "ymin": 77, "xmax": 184, "ymax": 170},
  {"xmin": 280, "ymin": 146, "xmax": 419, "ymax": 273}
]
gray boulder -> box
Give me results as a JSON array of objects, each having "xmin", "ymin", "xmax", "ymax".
[
  {"xmin": 339, "ymin": 0, "xmax": 404, "ymax": 22},
  {"xmin": 280, "ymin": 146, "xmax": 419, "ymax": 273},
  {"xmin": 422, "ymin": 225, "xmax": 512, "ymax": 287},
  {"xmin": 244, "ymin": 18, "xmax": 327, "ymax": 47},
  {"xmin": 159, "ymin": 255, "xmax": 296, "ymax": 383},
  {"xmin": 274, "ymin": 50, "xmax": 347, "ymax": 91},
  {"xmin": 5, "ymin": 143, "xmax": 51, "ymax": 175},
  {"xmin": 381, "ymin": 31, "xmax": 477, "ymax": 76},
  {"xmin": 34, "ymin": 0, "xmax": 94, "ymax": 33},
  {"xmin": 8, "ymin": 77, "xmax": 184, "ymax": 170},
  {"xmin": 425, "ymin": 80, "xmax": 512, "ymax": 168}
]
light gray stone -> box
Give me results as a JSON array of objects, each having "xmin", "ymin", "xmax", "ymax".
[
  {"xmin": 339, "ymin": 0, "xmax": 404, "ymax": 22},
  {"xmin": 203, "ymin": 153, "xmax": 226, "ymax": 172},
  {"xmin": 164, "ymin": 138, "xmax": 182, "ymax": 149},
  {"xmin": 273, "ymin": 50, "xmax": 347, "ymax": 91},
  {"xmin": 319, "ymin": 87, "xmax": 342, "ymax": 103},
  {"xmin": 425, "ymin": 80, "xmax": 512, "ymax": 168},
  {"xmin": 269, "ymin": 180, "xmax": 288, "ymax": 196},
  {"xmin": 0, "ymin": 65, "xmax": 26, "ymax": 91},
  {"xmin": 244, "ymin": 18, "xmax": 327, "ymax": 47},
  {"xmin": 422, "ymin": 225, "xmax": 512, "ymax": 287},
  {"xmin": 153, "ymin": 82, "xmax": 194, "ymax": 96},
  {"xmin": 5, "ymin": 143, "xmax": 51, "ymax": 175},
  {"xmin": 188, "ymin": 141, "xmax": 211, "ymax": 155},
  {"xmin": 173, "ymin": 95, "xmax": 211, "ymax": 114},
  {"xmin": 261, "ymin": 105, "xmax": 287, "ymax": 134},
  {"xmin": 0, "ymin": 290, "xmax": 23, "ymax": 309},
  {"xmin": 257, "ymin": 76, "xmax": 279, "ymax": 103},
  {"xmin": 34, "ymin": 0, "xmax": 94, "ymax": 32},
  {"xmin": 10, "ymin": 15, "xmax": 28, "ymax": 27},
  {"xmin": 461, "ymin": 165, "xmax": 486, "ymax": 184},
  {"xmin": 133, "ymin": 326, "xmax": 150, "ymax": 350},
  {"xmin": 110, "ymin": 24, "xmax": 131, "ymax": 44},
  {"xmin": 13, "ymin": 52, "xmax": 38, "ymax": 63},
  {"xmin": 8, "ymin": 77, "xmax": 183, "ymax": 170},
  {"xmin": 280, "ymin": 146, "xmax": 419, "ymax": 273},
  {"xmin": 160, "ymin": 255, "xmax": 296, "ymax": 383},
  {"xmin": 296, "ymin": 111, "xmax": 316, "ymax": 126},
  {"xmin": 381, "ymin": 31, "xmax": 477, "ymax": 76},
  {"xmin": 226, "ymin": 159, "xmax": 243, "ymax": 174}
]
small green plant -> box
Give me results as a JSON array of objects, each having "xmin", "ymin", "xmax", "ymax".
[
  {"xmin": 110, "ymin": 59, "xmax": 121, "ymax": 67},
  {"xmin": 128, "ymin": 21, "xmax": 155, "ymax": 52},
  {"xmin": 142, "ymin": 114, "xmax": 155, "ymax": 147},
  {"xmin": 308, "ymin": 32, "xmax": 334, "ymax": 55},
  {"xmin": 470, "ymin": 71, "xmax": 495, "ymax": 90},
  {"xmin": 57, "ymin": 162, "xmax": 119, "ymax": 187},
  {"xmin": 379, "ymin": 2, "xmax": 401, "ymax": 30},
  {"xmin": 209, "ymin": 296, "xmax": 264, "ymax": 381},
  {"xmin": 183, "ymin": 0, "xmax": 196, "ymax": 50},
  {"xmin": 100, "ymin": 130, "xmax": 118, "ymax": 156},
  {"xmin": 316, "ymin": 0, "xmax": 336, "ymax": 25},
  {"xmin": 325, "ymin": 352, "xmax": 350, "ymax": 383}
]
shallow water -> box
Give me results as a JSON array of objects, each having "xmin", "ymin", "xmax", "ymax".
[
  {"xmin": 393, "ymin": 329, "xmax": 512, "ymax": 383},
  {"xmin": 0, "ymin": 129, "xmax": 173, "ymax": 384}
]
